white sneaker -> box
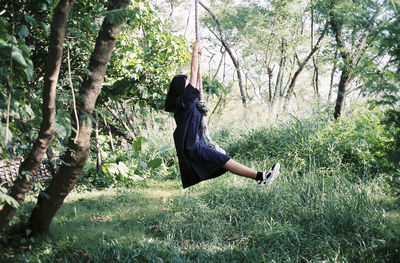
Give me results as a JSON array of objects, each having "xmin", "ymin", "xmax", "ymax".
[{"xmin": 257, "ymin": 163, "xmax": 280, "ymax": 186}]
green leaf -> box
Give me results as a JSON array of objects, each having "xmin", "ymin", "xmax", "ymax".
[
  {"xmin": 18, "ymin": 44, "xmax": 31, "ymax": 56},
  {"xmin": 0, "ymin": 187, "xmax": 19, "ymax": 208},
  {"xmin": 39, "ymin": 22, "xmax": 49, "ymax": 31},
  {"xmin": 148, "ymin": 158, "xmax": 162, "ymax": 169},
  {"xmin": 11, "ymin": 47, "xmax": 27, "ymax": 67},
  {"xmin": 24, "ymin": 59, "xmax": 33, "ymax": 81},
  {"xmin": 24, "ymin": 15, "xmax": 37, "ymax": 27},
  {"xmin": 40, "ymin": 3, "xmax": 48, "ymax": 11},
  {"xmin": 16, "ymin": 25, "xmax": 29, "ymax": 39},
  {"xmin": 133, "ymin": 136, "xmax": 148, "ymax": 152},
  {"xmin": 158, "ymin": 145, "xmax": 172, "ymax": 154},
  {"xmin": 117, "ymin": 161, "xmax": 130, "ymax": 177},
  {"xmin": 0, "ymin": 122, "xmax": 12, "ymax": 143},
  {"xmin": 104, "ymin": 163, "xmax": 119, "ymax": 175},
  {"xmin": 55, "ymin": 122, "xmax": 67, "ymax": 138}
]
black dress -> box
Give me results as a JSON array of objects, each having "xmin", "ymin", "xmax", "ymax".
[{"xmin": 173, "ymin": 84, "xmax": 231, "ymax": 188}]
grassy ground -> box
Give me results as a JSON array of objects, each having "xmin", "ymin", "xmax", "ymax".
[
  {"xmin": 1, "ymin": 107, "xmax": 399, "ymax": 262},
  {"xmin": 2, "ymin": 175, "xmax": 398, "ymax": 262}
]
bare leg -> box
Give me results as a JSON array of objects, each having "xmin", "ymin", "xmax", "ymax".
[{"xmin": 223, "ymin": 159, "xmax": 257, "ymax": 179}]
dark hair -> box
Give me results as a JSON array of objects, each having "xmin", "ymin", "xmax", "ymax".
[{"xmin": 164, "ymin": 74, "xmax": 188, "ymax": 112}]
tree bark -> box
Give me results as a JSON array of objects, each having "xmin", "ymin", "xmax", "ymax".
[
  {"xmin": 334, "ymin": 70, "xmax": 350, "ymax": 119},
  {"xmin": 105, "ymin": 120, "xmax": 133, "ymax": 144},
  {"xmin": 281, "ymin": 56, "xmax": 295, "ymax": 97},
  {"xmin": 95, "ymin": 113, "xmax": 102, "ymax": 173},
  {"xmin": 329, "ymin": 9, "xmax": 352, "ymax": 119},
  {"xmin": 283, "ymin": 24, "xmax": 327, "ymax": 111},
  {"xmin": 28, "ymin": 0, "xmax": 129, "ymax": 236},
  {"xmin": 273, "ymin": 38, "xmax": 285, "ymax": 102},
  {"xmin": 312, "ymin": 55, "xmax": 320, "ymax": 98},
  {"xmin": 310, "ymin": 4, "xmax": 320, "ymax": 98},
  {"xmin": 328, "ymin": 50, "xmax": 338, "ymax": 102},
  {"xmin": 200, "ymin": 1, "xmax": 246, "ymax": 107},
  {"xmin": 330, "ymin": 7, "xmax": 379, "ymax": 119},
  {"xmin": 212, "ymin": 49, "xmax": 225, "ymax": 81},
  {"xmin": 0, "ymin": 0, "xmax": 75, "ymax": 235},
  {"xmin": 103, "ymin": 116, "xmax": 115, "ymax": 151},
  {"xmin": 122, "ymin": 103, "xmax": 138, "ymax": 137},
  {"xmin": 267, "ymin": 67, "xmax": 273, "ymax": 102}
]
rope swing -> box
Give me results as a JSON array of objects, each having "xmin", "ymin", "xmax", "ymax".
[{"xmin": 194, "ymin": 0, "xmax": 225, "ymax": 154}]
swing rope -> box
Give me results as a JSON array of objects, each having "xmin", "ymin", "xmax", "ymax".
[
  {"xmin": 194, "ymin": 0, "xmax": 225, "ymax": 154},
  {"xmin": 195, "ymin": 0, "xmax": 199, "ymax": 41}
]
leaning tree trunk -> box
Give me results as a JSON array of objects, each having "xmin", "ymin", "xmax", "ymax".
[
  {"xmin": 273, "ymin": 38, "xmax": 285, "ymax": 103},
  {"xmin": 0, "ymin": 0, "xmax": 75, "ymax": 235},
  {"xmin": 28, "ymin": 0, "xmax": 129, "ymax": 236},
  {"xmin": 199, "ymin": 0, "xmax": 246, "ymax": 107},
  {"xmin": 328, "ymin": 50, "xmax": 338, "ymax": 102},
  {"xmin": 312, "ymin": 55, "xmax": 320, "ymax": 98},
  {"xmin": 333, "ymin": 70, "xmax": 350, "ymax": 119},
  {"xmin": 283, "ymin": 24, "xmax": 327, "ymax": 112},
  {"xmin": 329, "ymin": 6, "xmax": 377, "ymax": 119}
]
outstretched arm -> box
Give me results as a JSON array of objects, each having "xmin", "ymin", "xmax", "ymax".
[
  {"xmin": 189, "ymin": 40, "xmax": 202, "ymax": 89},
  {"xmin": 196, "ymin": 51, "xmax": 202, "ymax": 90}
]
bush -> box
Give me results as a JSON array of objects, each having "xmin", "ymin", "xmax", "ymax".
[
  {"xmin": 79, "ymin": 135, "xmax": 179, "ymax": 188},
  {"xmin": 225, "ymin": 106, "xmax": 395, "ymax": 181}
]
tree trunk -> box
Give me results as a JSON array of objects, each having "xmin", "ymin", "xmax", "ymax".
[
  {"xmin": 334, "ymin": 70, "xmax": 350, "ymax": 119},
  {"xmin": 328, "ymin": 50, "xmax": 338, "ymax": 102},
  {"xmin": 95, "ymin": 113, "xmax": 102, "ymax": 173},
  {"xmin": 267, "ymin": 67, "xmax": 273, "ymax": 102},
  {"xmin": 28, "ymin": 0, "xmax": 129, "ymax": 236},
  {"xmin": 310, "ymin": 4, "xmax": 320, "ymax": 98},
  {"xmin": 281, "ymin": 56, "xmax": 295, "ymax": 97},
  {"xmin": 105, "ymin": 104, "xmax": 136, "ymax": 140},
  {"xmin": 0, "ymin": 0, "xmax": 75, "ymax": 235},
  {"xmin": 102, "ymin": 117, "xmax": 132, "ymax": 145},
  {"xmin": 312, "ymin": 55, "xmax": 320, "ymax": 98},
  {"xmin": 329, "ymin": 9, "xmax": 353, "ymax": 119},
  {"xmin": 212, "ymin": 49, "xmax": 225, "ymax": 81},
  {"xmin": 200, "ymin": 0, "xmax": 246, "ymax": 107},
  {"xmin": 122, "ymin": 103, "xmax": 138, "ymax": 137},
  {"xmin": 329, "ymin": 6, "xmax": 378, "ymax": 119},
  {"xmin": 103, "ymin": 116, "xmax": 115, "ymax": 151},
  {"xmin": 283, "ymin": 24, "xmax": 327, "ymax": 111},
  {"xmin": 273, "ymin": 38, "xmax": 285, "ymax": 103}
]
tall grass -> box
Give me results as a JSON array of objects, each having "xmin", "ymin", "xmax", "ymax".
[{"xmin": 1, "ymin": 106, "xmax": 399, "ymax": 262}]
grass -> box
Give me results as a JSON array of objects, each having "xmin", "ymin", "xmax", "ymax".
[{"xmin": 1, "ymin": 106, "xmax": 399, "ymax": 262}]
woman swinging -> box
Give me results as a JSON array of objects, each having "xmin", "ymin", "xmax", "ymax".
[{"xmin": 165, "ymin": 40, "xmax": 281, "ymax": 188}]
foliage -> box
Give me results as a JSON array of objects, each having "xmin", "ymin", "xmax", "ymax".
[
  {"xmin": 364, "ymin": 2, "xmax": 400, "ymax": 172},
  {"xmin": 202, "ymin": 75, "xmax": 230, "ymax": 99},
  {"xmin": 0, "ymin": 22, "xmax": 33, "ymax": 84},
  {"xmin": 203, "ymin": 0, "xmax": 314, "ymax": 101},
  {"xmin": 0, "ymin": 0, "xmax": 66, "ymax": 156},
  {"xmin": 226, "ymin": 106, "xmax": 396, "ymax": 179},
  {"xmin": 0, "ymin": 186, "xmax": 18, "ymax": 208},
  {"xmin": 0, "ymin": 16, "xmax": 35, "ymax": 150},
  {"xmin": 101, "ymin": 1, "xmax": 191, "ymax": 110},
  {"xmin": 80, "ymin": 134, "xmax": 177, "ymax": 188}
]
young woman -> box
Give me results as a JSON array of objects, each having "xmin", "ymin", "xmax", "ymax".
[{"xmin": 165, "ymin": 40, "xmax": 280, "ymax": 188}]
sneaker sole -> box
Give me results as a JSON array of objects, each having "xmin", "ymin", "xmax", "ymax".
[
  {"xmin": 258, "ymin": 163, "xmax": 280, "ymax": 187},
  {"xmin": 270, "ymin": 163, "xmax": 280, "ymax": 183}
]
